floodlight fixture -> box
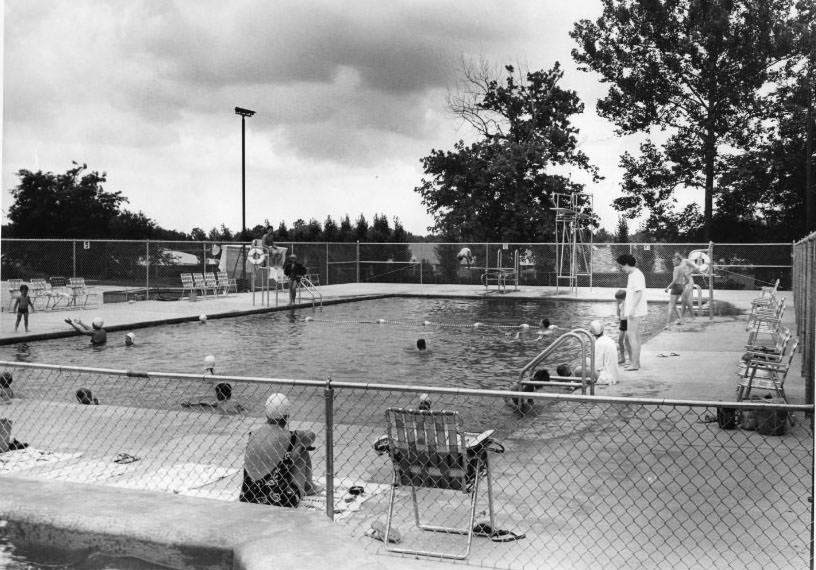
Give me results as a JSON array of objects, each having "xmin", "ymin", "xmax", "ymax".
[{"xmin": 234, "ymin": 106, "xmax": 256, "ymax": 117}]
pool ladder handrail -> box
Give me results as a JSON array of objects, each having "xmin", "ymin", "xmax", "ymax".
[
  {"xmin": 299, "ymin": 276, "xmax": 323, "ymax": 307},
  {"xmin": 517, "ymin": 328, "xmax": 595, "ymax": 396}
]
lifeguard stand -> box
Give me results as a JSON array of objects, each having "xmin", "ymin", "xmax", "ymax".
[{"xmin": 552, "ymin": 192, "xmax": 593, "ymax": 294}]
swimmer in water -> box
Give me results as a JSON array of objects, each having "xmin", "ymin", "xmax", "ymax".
[
  {"xmin": 535, "ymin": 319, "xmax": 559, "ymax": 340},
  {"xmin": 76, "ymin": 387, "xmax": 99, "ymax": 405},
  {"xmin": 65, "ymin": 317, "xmax": 107, "ymax": 346},
  {"xmin": 204, "ymin": 355, "xmax": 216, "ymax": 374},
  {"xmin": 124, "ymin": 332, "xmax": 135, "ymax": 346},
  {"xmin": 416, "ymin": 338, "xmax": 427, "ymax": 351}
]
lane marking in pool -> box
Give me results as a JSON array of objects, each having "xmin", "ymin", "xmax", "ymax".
[{"xmin": 302, "ymin": 316, "xmax": 544, "ymax": 331}]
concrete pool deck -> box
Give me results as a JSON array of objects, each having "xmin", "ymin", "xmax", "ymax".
[{"xmin": 0, "ymin": 283, "xmax": 808, "ymax": 569}]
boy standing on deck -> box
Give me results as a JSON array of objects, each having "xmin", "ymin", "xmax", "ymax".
[
  {"xmin": 614, "ymin": 289, "xmax": 631, "ymax": 365},
  {"xmin": 616, "ymin": 254, "xmax": 647, "ymax": 371},
  {"xmin": 13, "ymin": 284, "xmax": 34, "ymax": 333}
]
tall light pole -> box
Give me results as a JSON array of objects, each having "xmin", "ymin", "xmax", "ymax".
[{"xmin": 235, "ymin": 106, "xmax": 256, "ymax": 288}]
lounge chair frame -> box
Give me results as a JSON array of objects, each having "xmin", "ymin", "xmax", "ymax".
[{"xmin": 382, "ymin": 407, "xmax": 496, "ymax": 560}]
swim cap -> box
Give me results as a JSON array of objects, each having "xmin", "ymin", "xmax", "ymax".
[
  {"xmin": 589, "ymin": 320, "xmax": 603, "ymax": 336},
  {"xmin": 125, "ymin": 333, "xmax": 135, "ymax": 341},
  {"xmin": 92, "ymin": 317, "xmax": 104, "ymax": 328},
  {"xmin": 265, "ymin": 393, "xmax": 291, "ymax": 421},
  {"xmin": 203, "ymin": 355, "xmax": 216, "ymax": 370}
]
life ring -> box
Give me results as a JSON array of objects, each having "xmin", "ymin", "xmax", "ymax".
[
  {"xmin": 247, "ymin": 247, "xmax": 266, "ymax": 265},
  {"xmin": 688, "ymin": 250, "xmax": 710, "ymax": 273}
]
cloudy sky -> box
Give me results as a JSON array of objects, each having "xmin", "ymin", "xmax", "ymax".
[{"xmin": 2, "ymin": 0, "xmax": 659, "ymax": 236}]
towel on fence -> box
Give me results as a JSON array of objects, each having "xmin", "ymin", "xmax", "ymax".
[{"xmin": 0, "ymin": 448, "xmax": 82, "ymax": 474}]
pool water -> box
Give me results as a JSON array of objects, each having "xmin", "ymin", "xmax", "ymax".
[
  {"xmin": 3, "ymin": 297, "xmax": 666, "ymax": 389},
  {"xmin": 0, "ymin": 524, "xmax": 181, "ymax": 570}
]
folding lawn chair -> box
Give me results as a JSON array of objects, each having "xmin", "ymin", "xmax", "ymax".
[
  {"xmin": 381, "ymin": 407, "xmax": 501, "ymax": 560},
  {"xmin": 180, "ymin": 273, "xmax": 195, "ymax": 299},
  {"xmin": 737, "ymin": 338, "xmax": 799, "ymax": 403},
  {"xmin": 216, "ymin": 271, "xmax": 237, "ymax": 295},
  {"xmin": 68, "ymin": 277, "xmax": 99, "ymax": 308},
  {"xmin": 204, "ymin": 273, "xmax": 220, "ymax": 296}
]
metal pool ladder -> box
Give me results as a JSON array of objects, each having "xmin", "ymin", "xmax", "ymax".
[
  {"xmin": 299, "ymin": 276, "xmax": 323, "ymax": 307},
  {"xmin": 517, "ymin": 328, "xmax": 596, "ymax": 395}
]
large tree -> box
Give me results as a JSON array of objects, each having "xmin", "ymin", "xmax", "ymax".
[
  {"xmin": 571, "ymin": 0, "xmax": 795, "ymax": 240},
  {"xmin": 415, "ymin": 62, "xmax": 600, "ymax": 242},
  {"xmin": 6, "ymin": 162, "xmax": 187, "ymax": 240}
]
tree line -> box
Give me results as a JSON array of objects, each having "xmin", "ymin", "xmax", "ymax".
[{"xmin": 2, "ymin": 163, "xmax": 421, "ymax": 243}]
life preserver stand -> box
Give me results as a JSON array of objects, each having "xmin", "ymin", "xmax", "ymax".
[{"xmin": 688, "ymin": 250, "xmax": 710, "ymax": 273}]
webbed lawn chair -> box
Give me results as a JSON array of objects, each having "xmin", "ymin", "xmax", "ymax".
[
  {"xmin": 216, "ymin": 271, "xmax": 237, "ymax": 295},
  {"xmin": 47, "ymin": 276, "xmax": 73, "ymax": 309},
  {"xmin": 29, "ymin": 279, "xmax": 52, "ymax": 310},
  {"xmin": 180, "ymin": 273, "xmax": 195, "ymax": 299},
  {"xmin": 382, "ymin": 407, "xmax": 499, "ymax": 560},
  {"xmin": 737, "ymin": 338, "xmax": 799, "ymax": 403},
  {"xmin": 203, "ymin": 273, "xmax": 221, "ymax": 296},
  {"xmin": 747, "ymin": 296, "xmax": 786, "ymax": 345},
  {"xmin": 192, "ymin": 273, "xmax": 213, "ymax": 298},
  {"xmin": 68, "ymin": 277, "xmax": 99, "ymax": 308}
]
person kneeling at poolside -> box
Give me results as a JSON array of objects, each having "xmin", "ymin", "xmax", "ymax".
[
  {"xmin": 240, "ymin": 393, "xmax": 322, "ymax": 506},
  {"xmin": 575, "ymin": 321, "xmax": 620, "ymax": 385}
]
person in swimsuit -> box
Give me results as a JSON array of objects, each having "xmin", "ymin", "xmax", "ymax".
[
  {"xmin": 13, "ymin": 284, "xmax": 35, "ymax": 333},
  {"xmin": 614, "ymin": 289, "xmax": 631, "ymax": 365},
  {"xmin": 65, "ymin": 317, "xmax": 107, "ymax": 346},
  {"xmin": 665, "ymin": 253, "xmax": 692, "ymax": 328}
]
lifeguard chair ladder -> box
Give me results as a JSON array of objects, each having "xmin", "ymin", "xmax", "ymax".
[{"xmin": 552, "ymin": 192, "xmax": 593, "ymax": 295}]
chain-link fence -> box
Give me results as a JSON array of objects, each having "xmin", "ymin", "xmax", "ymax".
[
  {"xmin": 1, "ymin": 240, "xmax": 792, "ymax": 291},
  {"xmin": 0, "ymin": 361, "xmax": 811, "ymax": 570},
  {"xmin": 793, "ymin": 232, "xmax": 816, "ymax": 407}
]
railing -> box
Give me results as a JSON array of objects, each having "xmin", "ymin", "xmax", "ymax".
[
  {"xmin": 0, "ymin": 361, "xmax": 812, "ymax": 570},
  {"xmin": 518, "ymin": 329, "xmax": 595, "ymax": 395},
  {"xmin": 299, "ymin": 276, "xmax": 322, "ymax": 307},
  {"xmin": 793, "ymin": 231, "xmax": 816, "ymax": 406}
]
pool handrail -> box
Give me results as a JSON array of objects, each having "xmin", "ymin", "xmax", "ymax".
[
  {"xmin": 517, "ymin": 328, "xmax": 595, "ymax": 396},
  {"xmin": 299, "ymin": 276, "xmax": 322, "ymax": 307}
]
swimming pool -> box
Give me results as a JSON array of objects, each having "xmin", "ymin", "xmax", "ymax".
[
  {"xmin": 3, "ymin": 297, "xmax": 666, "ymax": 389},
  {"xmin": 0, "ymin": 521, "xmax": 188, "ymax": 570}
]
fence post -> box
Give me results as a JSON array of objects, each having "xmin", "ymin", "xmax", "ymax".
[
  {"xmin": 72, "ymin": 240, "xmax": 77, "ymax": 278},
  {"xmin": 356, "ymin": 241, "xmax": 360, "ymax": 284},
  {"xmin": 324, "ymin": 376, "xmax": 335, "ymax": 521},
  {"xmin": 808, "ymin": 239, "xmax": 815, "ymax": 407},
  {"xmin": 145, "ymin": 240, "xmax": 150, "ymax": 299},
  {"xmin": 708, "ymin": 241, "xmax": 714, "ymax": 319},
  {"xmin": 325, "ymin": 242, "xmax": 329, "ymax": 285}
]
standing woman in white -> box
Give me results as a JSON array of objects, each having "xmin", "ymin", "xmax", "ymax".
[{"xmin": 616, "ymin": 254, "xmax": 648, "ymax": 371}]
